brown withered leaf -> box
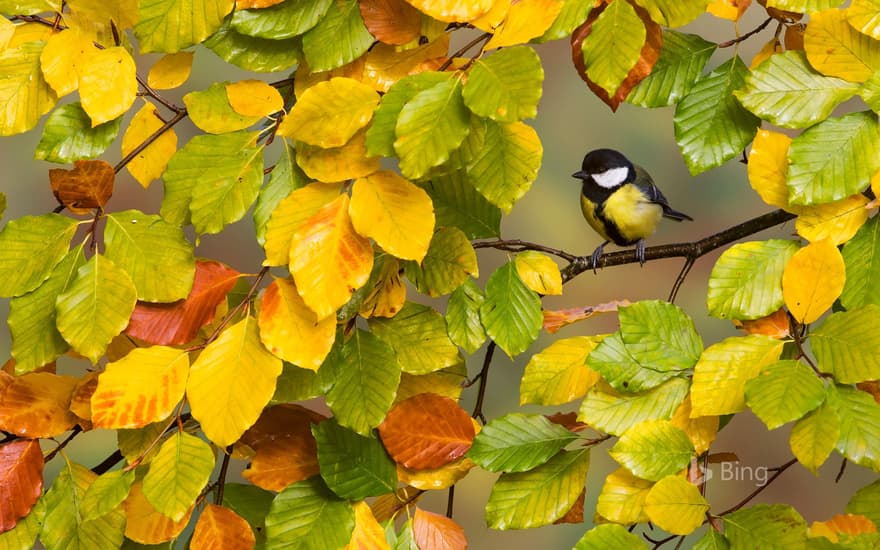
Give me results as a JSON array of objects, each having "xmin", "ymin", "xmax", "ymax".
[
  {"xmin": 125, "ymin": 259, "xmax": 240, "ymax": 345},
  {"xmin": 733, "ymin": 308, "xmax": 790, "ymax": 339},
  {"xmin": 378, "ymin": 393, "xmax": 475, "ymax": 470},
  {"xmin": 542, "ymin": 299, "xmax": 631, "ymax": 333},
  {"xmin": 570, "ymin": 1, "xmax": 662, "ymax": 111},
  {"xmin": 784, "ymin": 23, "xmax": 805, "ymax": 51},
  {"xmin": 359, "ymin": 0, "xmax": 422, "ymax": 45},
  {"xmin": 0, "ymin": 371, "xmax": 79, "ymax": 438},
  {"xmin": 554, "ymin": 490, "xmax": 585, "ymax": 524},
  {"xmin": 240, "ymin": 404, "xmax": 326, "ymax": 491},
  {"xmin": 545, "ymin": 411, "xmax": 589, "ymax": 432},
  {"xmin": 0, "ymin": 439, "xmax": 43, "ymax": 532},
  {"xmin": 371, "ymin": 485, "xmax": 423, "ymax": 523},
  {"xmin": 857, "ymin": 381, "xmax": 880, "ymax": 405},
  {"xmin": 413, "ymin": 508, "xmax": 467, "ymax": 550},
  {"xmin": 48, "ymin": 159, "xmax": 114, "ymax": 214}
]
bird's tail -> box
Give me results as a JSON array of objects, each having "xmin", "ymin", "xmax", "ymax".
[{"xmin": 662, "ymin": 206, "xmax": 693, "ymax": 222}]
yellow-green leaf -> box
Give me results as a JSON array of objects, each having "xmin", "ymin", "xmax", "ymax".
[
  {"xmin": 135, "ymin": 0, "xmax": 233, "ymax": 53},
  {"xmin": 783, "ymin": 239, "xmax": 846, "ymax": 324},
  {"xmin": 277, "ymin": 77, "xmax": 378, "ymax": 147},
  {"xmin": 466, "ymin": 120, "xmax": 542, "ymax": 213},
  {"xmin": 263, "ymin": 182, "xmax": 340, "ymax": 266},
  {"xmin": 805, "ymin": 8, "xmax": 880, "ymax": 82},
  {"xmin": 748, "ymin": 129, "xmax": 792, "ymax": 209},
  {"xmin": 514, "ymin": 250, "xmax": 562, "ymax": 295},
  {"xmin": 520, "ymin": 336, "xmax": 602, "ymax": 406},
  {"xmin": 147, "ymin": 51, "xmax": 194, "ymax": 90},
  {"xmin": 631, "ymin": 0, "xmax": 709, "ymax": 27},
  {"xmin": 0, "ymin": 41, "xmax": 57, "ymax": 136},
  {"xmin": 142, "ymin": 432, "xmax": 215, "ymax": 522},
  {"xmin": 790, "ymin": 401, "xmax": 839, "ymax": 474},
  {"xmin": 793, "ymin": 194, "xmax": 870, "ymax": 245},
  {"xmin": 121, "ymin": 100, "xmax": 177, "ymax": 188},
  {"xmin": 183, "ymin": 81, "xmax": 261, "ymax": 134},
  {"xmin": 186, "ymin": 316, "xmax": 282, "ymax": 447},
  {"xmin": 596, "ymin": 467, "xmax": 652, "ymax": 524},
  {"xmin": 78, "ymin": 46, "xmax": 137, "ymax": 126},
  {"xmin": 643, "ymin": 475, "xmax": 708, "ymax": 535},
  {"xmin": 349, "ymin": 170, "xmax": 435, "ymax": 262}
]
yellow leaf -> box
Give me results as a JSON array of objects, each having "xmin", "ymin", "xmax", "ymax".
[
  {"xmin": 362, "ymin": 36, "xmax": 450, "ymax": 93},
  {"xmin": 792, "ymin": 194, "xmax": 870, "ymax": 245},
  {"xmin": 258, "ymin": 278, "xmax": 336, "ymax": 371},
  {"xmin": 596, "ymin": 467, "xmax": 652, "ymax": 524},
  {"xmin": 398, "ymin": 455, "xmax": 477, "ymax": 490},
  {"xmin": 0, "ymin": 18, "xmax": 15, "ymax": 50},
  {"xmin": 707, "ymin": 0, "xmax": 751, "ymax": 21},
  {"xmin": 359, "ymin": 255, "xmax": 407, "ymax": 318},
  {"xmin": 520, "ymin": 336, "xmax": 603, "ymax": 406},
  {"xmin": 124, "ymin": 481, "xmax": 193, "ymax": 544},
  {"xmin": 644, "ymin": 475, "xmax": 708, "ymax": 536},
  {"xmin": 290, "ymin": 194, "xmax": 375, "ymax": 320},
  {"xmin": 263, "ymin": 182, "xmax": 340, "ymax": 266},
  {"xmin": 404, "ymin": 0, "xmax": 493, "ymax": 22},
  {"xmin": 90, "ymin": 347, "xmax": 188, "ymax": 429},
  {"xmin": 873, "ymin": 168, "xmax": 880, "ymax": 204},
  {"xmin": 147, "ymin": 52, "xmax": 193, "ymax": 90},
  {"xmin": 121, "ymin": 100, "xmax": 178, "ymax": 189},
  {"xmin": 226, "ymin": 79, "xmax": 283, "ymax": 117},
  {"xmin": 484, "ymin": 0, "xmax": 563, "ymax": 49},
  {"xmin": 670, "ymin": 397, "xmax": 718, "ymax": 455},
  {"xmin": 350, "ymin": 170, "xmax": 435, "ymax": 262},
  {"xmin": 8, "ymin": 22, "xmax": 54, "ymax": 48},
  {"xmin": 67, "ymin": 0, "xmax": 140, "ymax": 31},
  {"xmin": 277, "ymin": 77, "xmax": 379, "ymax": 147},
  {"xmin": 296, "ymin": 128, "xmax": 381, "ymax": 182},
  {"xmin": 346, "ymin": 501, "xmax": 391, "ymax": 550},
  {"xmin": 750, "ymin": 37, "xmax": 782, "ymax": 69},
  {"xmin": 471, "ymin": 0, "xmax": 510, "ymax": 32},
  {"xmin": 747, "ymin": 129, "xmax": 791, "ymax": 209},
  {"xmin": 39, "ymin": 28, "xmax": 97, "ymax": 97},
  {"xmin": 191, "ymin": 504, "xmax": 256, "ymax": 550},
  {"xmin": 186, "ymin": 316, "xmax": 282, "ymax": 447},
  {"xmin": 293, "ymin": 57, "xmax": 366, "ymax": 99},
  {"xmin": 805, "ymin": 8, "xmax": 880, "ymax": 83},
  {"xmin": 514, "ymin": 250, "xmax": 562, "ymax": 295},
  {"xmin": 79, "ymin": 46, "xmax": 137, "ymax": 126},
  {"xmin": 236, "ymin": 0, "xmax": 284, "ymax": 7},
  {"xmin": 848, "ymin": 0, "xmax": 880, "ymax": 40},
  {"xmin": 783, "ymin": 239, "xmax": 846, "ymax": 324}
]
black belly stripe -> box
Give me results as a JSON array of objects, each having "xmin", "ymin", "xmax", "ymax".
[{"xmin": 581, "ymin": 181, "xmax": 634, "ymax": 246}]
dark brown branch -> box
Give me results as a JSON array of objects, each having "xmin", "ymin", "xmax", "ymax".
[
  {"xmin": 92, "ymin": 450, "xmax": 124, "ymax": 475},
  {"xmin": 718, "ymin": 17, "xmax": 773, "ymax": 48},
  {"xmin": 43, "ymin": 425, "xmax": 83, "ymax": 462},
  {"xmin": 446, "ymin": 485, "xmax": 455, "ymax": 518},
  {"xmin": 717, "ymin": 457, "xmax": 798, "ymax": 516},
  {"xmin": 467, "ymin": 341, "xmax": 496, "ymax": 424},
  {"xmin": 215, "ymin": 446, "xmax": 233, "ymax": 505},
  {"xmin": 835, "ymin": 457, "xmax": 847, "ymax": 483},
  {"xmin": 135, "ymin": 74, "xmax": 185, "ymax": 115},
  {"xmin": 472, "ymin": 239, "xmax": 578, "ymax": 262},
  {"xmin": 114, "ymin": 110, "xmax": 187, "ymax": 174},
  {"xmin": 438, "ymin": 32, "xmax": 491, "ymax": 71}
]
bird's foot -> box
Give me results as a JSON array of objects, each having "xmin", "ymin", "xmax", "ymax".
[
  {"xmin": 590, "ymin": 241, "xmax": 608, "ymax": 274},
  {"xmin": 635, "ymin": 239, "xmax": 646, "ymax": 266}
]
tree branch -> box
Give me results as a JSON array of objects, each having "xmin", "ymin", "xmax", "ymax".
[
  {"xmin": 466, "ymin": 341, "xmax": 496, "ymax": 424},
  {"xmin": 717, "ymin": 457, "xmax": 798, "ymax": 516},
  {"xmin": 114, "ymin": 109, "xmax": 188, "ymax": 174},
  {"xmin": 718, "ymin": 17, "xmax": 773, "ymax": 48}
]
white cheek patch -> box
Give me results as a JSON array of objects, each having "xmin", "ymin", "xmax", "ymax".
[{"xmin": 591, "ymin": 166, "xmax": 629, "ymax": 189}]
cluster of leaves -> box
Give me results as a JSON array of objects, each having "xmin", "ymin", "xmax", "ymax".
[{"xmin": 1, "ymin": 0, "xmax": 880, "ymax": 549}]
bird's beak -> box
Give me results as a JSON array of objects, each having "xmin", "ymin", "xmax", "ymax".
[{"xmin": 572, "ymin": 170, "xmax": 588, "ymax": 179}]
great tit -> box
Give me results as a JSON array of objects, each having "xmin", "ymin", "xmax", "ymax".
[{"xmin": 572, "ymin": 149, "xmax": 693, "ymax": 269}]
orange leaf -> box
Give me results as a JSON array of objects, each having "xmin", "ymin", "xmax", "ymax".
[
  {"xmin": 810, "ymin": 513, "xmax": 877, "ymax": 542},
  {"xmin": 857, "ymin": 381, "xmax": 880, "ymax": 405},
  {"xmin": 191, "ymin": 504, "xmax": 256, "ymax": 550},
  {"xmin": 0, "ymin": 439, "xmax": 43, "ymax": 532},
  {"xmin": 733, "ymin": 308, "xmax": 791, "ymax": 339},
  {"xmin": 554, "ymin": 490, "xmax": 585, "ymax": 524},
  {"xmin": 413, "ymin": 508, "xmax": 467, "ymax": 550},
  {"xmin": 570, "ymin": 2, "xmax": 661, "ymax": 111},
  {"xmin": 0, "ymin": 371, "xmax": 78, "ymax": 438},
  {"xmin": 123, "ymin": 481, "xmax": 193, "ymax": 544},
  {"xmin": 707, "ymin": 0, "xmax": 751, "ymax": 21},
  {"xmin": 48, "ymin": 159, "xmax": 114, "ymax": 214},
  {"xmin": 240, "ymin": 404, "xmax": 325, "ymax": 491},
  {"xmin": 69, "ymin": 371, "xmax": 99, "ymax": 427},
  {"xmin": 346, "ymin": 501, "xmax": 390, "ymax": 550},
  {"xmin": 359, "ymin": 0, "xmax": 422, "ymax": 45},
  {"xmin": 378, "ymin": 393, "xmax": 474, "ymax": 469},
  {"xmin": 126, "ymin": 260, "xmax": 240, "ymax": 345},
  {"xmin": 235, "ymin": 0, "xmax": 284, "ymax": 7},
  {"xmin": 542, "ymin": 299, "xmax": 631, "ymax": 333}
]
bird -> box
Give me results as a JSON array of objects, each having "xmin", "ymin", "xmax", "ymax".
[{"xmin": 571, "ymin": 148, "xmax": 693, "ymax": 270}]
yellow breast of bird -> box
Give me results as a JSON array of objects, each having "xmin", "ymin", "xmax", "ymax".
[
  {"xmin": 604, "ymin": 185, "xmax": 663, "ymax": 243},
  {"xmin": 580, "ymin": 193, "xmax": 612, "ymax": 242}
]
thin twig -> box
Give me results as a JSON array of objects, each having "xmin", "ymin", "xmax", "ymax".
[
  {"xmin": 438, "ymin": 32, "xmax": 491, "ymax": 71},
  {"xmin": 468, "ymin": 341, "xmax": 496, "ymax": 424},
  {"xmin": 472, "ymin": 239, "xmax": 578, "ymax": 262},
  {"xmin": 215, "ymin": 446, "xmax": 233, "ymax": 505},
  {"xmin": 717, "ymin": 457, "xmax": 798, "ymax": 516},
  {"xmin": 114, "ymin": 109, "xmax": 187, "ymax": 174},
  {"xmin": 189, "ymin": 266, "xmax": 270, "ymax": 351},
  {"xmin": 446, "ymin": 485, "xmax": 455, "ymax": 518},
  {"xmin": 43, "ymin": 426, "xmax": 83, "ymax": 462},
  {"xmin": 135, "ymin": 74, "xmax": 185, "ymax": 114},
  {"xmin": 835, "ymin": 457, "xmax": 847, "ymax": 483},
  {"xmin": 668, "ymin": 257, "xmax": 695, "ymax": 303},
  {"xmin": 718, "ymin": 17, "xmax": 773, "ymax": 48}
]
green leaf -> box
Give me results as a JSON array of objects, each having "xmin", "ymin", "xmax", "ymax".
[
  {"xmin": 0, "ymin": 41, "xmax": 56, "ymax": 136},
  {"xmin": 786, "ymin": 111, "xmax": 880, "ymax": 205},
  {"xmin": 587, "ymin": 332, "xmax": 676, "ymax": 393},
  {"xmin": 322, "ymin": 329, "xmax": 400, "ymax": 435},
  {"xmin": 369, "ymin": 302, "xmax": 459, "ymax": 374},
  {"xmin": 204, "ymin": 18, "xmax": 301, "ymax": 73},
  {"xmin": 365, "ymin": 71, "xmax": 451, "ymax": 159},
  {"xmin": 480, "ymin": 261, "xmax": 543, "ymax": 357},
  {"xmin": 0, "ymin": 213, "xmax": 78, "ymax": 298},
  {"xmin": 790, "ymin": 399, "xmax": 839, "ymax": 474},
  {"xmin": 744, "ymin": 360, "xmax": 826, "ymax": 429},
  {"xmin": 693, "ymin": 529, "xmax": 730, "ymax": 550},
  {"xmin": 534, "ymin": 0, "xmax": 594, "ymax": 43},
  {"xmin": 841, "ymin": 215, "xmax": 880, "ymax": 309},
  {"xmin": 644, "ymin": 475, "xmax": 709, "ymax": 535},
  {"xmin": 462, "ymin": 46, "xmax": 543, "ymax": 121},
  {"xmin": 104, "ymin": 210, "xmax": 195, "ymax": 303},
  {"xmin": 254, "ymin": 142, "xmax": 307, "ymax": 245},
  {"xmin": 40, "ymin": 459, "xmax": 126, "ymax": 550},
  {"xmin": 628, "ymin": 30, "xmax": 716, "ymax": 108},
  {"xmin": 578, "ymin": 378, "xmax": 690, "ymax": 436},
  {"xmin": 404, "ymin": 227, "xmax": 478, "ymax": 297},
  {"xmin": 183, "ymin": 81, "xmax": 261, "ymax": 134},
  {"xmin": 707, "ymin": 239, "xmax": 800, "ymax": 320},
  {"xmin": 135, "ymin": 0, "xmax": 233, "ymax": 53},
  {"xmin": 300, "ymin": 0, "xmax": 373, "ymax": 72},
  {"xmin": 446, "ymin": 279, "xmax": 487, "ymax": 354},
  {"xmin": 673, "ymin": 56, "xmax": 760, "ymax": 175},
  {"xmin": 521, "ymin": 336, "xmax": 602, "ymax": 406},
  {"xmin": 847, "ymin": 479, "xmax": 880, "ymax": 526},
  {"xmin": 231, "ymin": 0, "xmax": 331, "ymax": 39},
  {"xmin": 812, "ymin": 305, "xmax": 880, "ymax": 383},
  {"xmin": 161, "ymin": 130, "xmax": 264, "ymax": 235},
  {"xmin": 417, "ymin": 171, "xmax": 501, "ymax": 239},
  {"xmin": 80, "ymin": 469, "xmax": 136, "ymax": 522},
  {"xmin": 724, "ymin": 504, "xmax": 807, "ymax": 549},
  {"xmin": 573, "ymin": 524, "xmax": 648, "ymax": 549},
  {"xmin": 9, "ymin": 244, "xmax": 85, "ymax": 373},
  {"xmin": 579, "ymin": 0, "xmax": 645, "ymax": 96},
  {"xmin": 264, "ymin": 477, "xmax": 355, "ymax": 550},
  {"xmin": 223, "ymin": 483, "xmax": 275, "ymax": 529},
  {"xmin": 609, "ymin": 420, "xmax": 694, "ymax": 481},
  {"xmin": 827, "ymin": 384, "xmax": 880, "ymax": 470},
  {"xmin": 272, "ymin": 363, "xmax": 328, "ymax": 403},
  {"xmin": 394, "ymin": 78, "xmax": 471, "ymax": 179},
  {"xmin": 631, "ymin": 0, "xmax": 709, "ymax": 27},
  {"xmin": 142, "ymin": 432, "xmax": 215, "ymax": 522},
  {"xmin": 619, "ymin": 299, "xmax": 702, "ymax": 372},
  {"xmin": 734, "ymin": 51, "xmax": 860, "ymax": 129},
  {"xmin": 312, "ymin": 418, "xmax": 397, "ymax": 500},
  {"xmin": 34, "ymin": 103, "xmax": 122, "ymax": 163},
  {"xmin": 0, "ymin": 497, "xmax": 44, "ymax": 550},
  {"xmin": 468, "ymin": 413, "xmax": 578, "ymax": 473},
  {"xmin": 690, "ymin": 335, "xmax": 785, "ymax": 416},
  {"xmin": 861, "ymin": 70, "xmax": 880, "ymax": 112},
  {"xmin": 485, "ymin": 448, "xmax": 590, "ymax": 530},
  {"xmin": 465, "ymin": 118, "xmax": 542, "ymax": 214},
  {"xmin": 55, "ymin": 254, "xmax": 137, "ymax": 364}
]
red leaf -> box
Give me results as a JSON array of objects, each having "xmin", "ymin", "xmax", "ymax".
[
  {"xmin": 570, "ymin": 1, "xmax": 662, "ymax": 111},
  {"xmin": 413, "ymin": 508, "xmax": 467, "ymax": 550},
  {"xmin": 126, "ymin": 260, "xmax": 240, "ymax": 345},
  {"xmin": 378, "ymin": 393, "xmax": 474, "ymax": 469},
  {"xmin": 48, "ymin": 159, "xmax": 114, "ymax": 214},
  {"xmin": 359, "ymin": 0, "xmax": 421, "ymax": 45},
  {"xmin": 0, "ymin": 439, "xmax": 43, "ymax": 533}
]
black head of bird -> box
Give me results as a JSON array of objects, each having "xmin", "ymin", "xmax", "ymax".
[{"xmin": 572, "ymin": 148, "xmax": 693, "ymax": 269}]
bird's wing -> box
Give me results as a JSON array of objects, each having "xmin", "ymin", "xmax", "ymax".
[{"xmin": 634, "ymin": 165, "xmax": 693, "ymax": 221}]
